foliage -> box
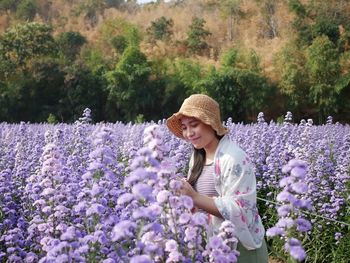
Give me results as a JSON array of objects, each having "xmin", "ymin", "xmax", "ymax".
[
  {"xmin": 275, "ymin": 42, "xmax": 309, "ymax": 109},
  {"xmin": 98, "ymin": 18, "xmax": 141, "ymax": 60},
  {"xmin": 0, "ymin": 57, "xmax": 65, "ymax": 122},
  {"xmin": 0, "ymin": 22, "xmax": 57, "ymax": 78},
  {"xmin": 305, "ymin": 35, "xmax": 341, "ymax": 121},
  {"xmin": 1, "ymin": 1, "xmax": 350, "ymax": 123},
  {"xmin": 15, "ymin": 0, "xmax": 37, "ymax": 21},
  {"xmin": 80, "ymin": 46, "xmax": 113, "ymax": 75},
  {"xmin": 104, "ymin": 45, "xmax": 153, "ymax": 121},
  {"xmin": 287, "ymin": 0, "xmax": 306, "ymax": 18},
  {"xmin": 0, "ymin": 0, "xmax": 20, "ymax": 13},
  {"xmin": 289, "ymin": 0, "xmax": 345, "ymax": 47},
  {"xmin": 56, "ymin": 31, "xmax": 87, "ymax": 61},
  {"xmin": 60, "ymin": 62, "xmax": 107, "ymax": 122},
  {"xmin": 72, "ymin": 0, "xmax": 107, "ymax": 26},
  {"xmin": 171, "ymin": 58, "xmax": 204, "ymax": 92},
  {"xmin": 146, "ymin": 16, "xmax": 174, "ymax": 42},
  {"xmin": 47, "ymin": 113, "xmax": 58, "ymax": 124},
  {"xmin": 105, "ymin": 0, "xmax": 125, "ymax": 8},
  {"xmin": 185, "ymin": 17, "xmax": 211, "ymax": 55},
  {"xmin": 220, "ymin": 47, "xmax": 262, "ymax": 73},
  {"xmin": 196, "ymin": 66, "xmax": 273, "ymax": 122},
  {"xmin": 110, "ymin": 35, "xmax": 127, "ymax": 54},
  {"xmin": 256, "ymin": 0, "xmax": 279, "ymax": 39},
  {"xmin": 220, "ymin": 48, "xmax": 239, "ymax": 68}
]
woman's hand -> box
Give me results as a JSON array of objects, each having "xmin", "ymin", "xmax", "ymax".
[
  {"xmin": 179, "ymin": 179, "xmax": 223, "ymax": 218},
  {"xmin": 180, "ymin": 179, "xmax": 198, "ymax": 199}
]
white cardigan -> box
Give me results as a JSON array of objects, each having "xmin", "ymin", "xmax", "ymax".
[{"xmin": 188, "ymin": 134, "xmax": 265, "ymax": 250}]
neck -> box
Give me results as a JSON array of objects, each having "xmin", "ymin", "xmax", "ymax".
[{"xmin": 204, "ymin": 137, "xmax": 219, "ymax": 161}]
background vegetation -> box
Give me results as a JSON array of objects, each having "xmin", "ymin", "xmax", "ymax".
[{"xmin": 1, "ymin": 0, "xmax": 350, "ymax": 124}]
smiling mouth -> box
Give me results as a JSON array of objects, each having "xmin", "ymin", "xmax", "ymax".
[{"xmin": 190, "ymin": 137, "xmax": 200, "ymax": 143}]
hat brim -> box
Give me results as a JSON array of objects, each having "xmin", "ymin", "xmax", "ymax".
[{"xmin": 166, "ymin": 111, "xmax": 228, "ymax": 139}]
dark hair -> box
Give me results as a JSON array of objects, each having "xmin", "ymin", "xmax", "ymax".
[
  {"xmin": 187, "ymin": 134, "xmax": 223, "ymax": 187},
  {"xmin": 188, "ymin": 148, "xmax": 206, "ymax": 187}
]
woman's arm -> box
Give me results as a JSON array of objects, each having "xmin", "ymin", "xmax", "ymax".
[{"xmin": 180, "ymin": 179, "xmax": 223, "ymax": 218}]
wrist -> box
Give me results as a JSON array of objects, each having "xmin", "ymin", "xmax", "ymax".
[{"xmin": 191, "ymin": 191, "xmax": 201, "ymax": 206}]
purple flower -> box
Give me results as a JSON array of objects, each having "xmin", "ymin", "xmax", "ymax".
[
  {"xmin": 111, "ymin": 220, "xmax": 137, "ymax": 241},
  {"xmin": 192, "ymin": 213, "xmax": 207, "ymax": 226},
  {"xmin": 165, "ymin": 239, "xmax": 178, "ymax": 252},
  {"xmin": 60, "ymin": 226, "xmax": 76, "ymax": 241},
  {"xmin": 168, "ymin": 196, "xmax": 181, "ymax": 209},
  {"xmin": 279, "ymin": 176, "xmax": 294, "ymax": 187},
  {"xmin": 289, "ymin": 245, "xmax": 306, "ymax": 261},
  {"xmin": 266, "ymin": 227, "xmax": 285, "ymax": 237},
  {"xmin": 208, "ymin": 236, "xmax": 223, "ymax": 249},
  {"xmin": 290, "ymin": 166, "xmax": 307, "ymax": 179},
  {"xmin": 179, "ymin": 213, "xmax": 191, "ymax": 224},
  {"xmin": 91, "ymin": 184, "xmax": 103, "ymax": 196},
  {"xmin": 180, "ymin": 195, "xmax": 193, "ymax": 210},
  {"xmin": 117, "ymin": 193, "xmax": 134, "ymax": 205},
  {"xmin": 288, "ymin": 159, "xmax": 307, "ymax": 168},
  {"xmin": 295, "ymin": 218, "xmax": 312, "ymax": 232},
  {"xmin": 276, "ymin": 218, "xmax": 295, "ymax": 229},
  {"xmin": 169, "ymin": 180, "xmax": 182, "ymax": 190},
  {"xmin": 25, "ymin": 252, "xmax": 38, "ymax": 262},
  {"xmin": 276, "ymin": 191, "xmax": 295, "ymax": 203},
  {"xmin": 277, "ymin": 204, "xmax": 292, "ymax": 217},
  {"xmin": 166, "ymin": 251, "xmax": 183, "ymax": 262},
  {"xmin": 291, "ymin": 182, "xmax": 308, "ymax": 194},
  {"xmin": 130, "ymin": 255, "xmax": 152, "ymax": 263},
  {"xmin": 132, "ymin": 183, "xmax": 153, "ymax": 199},
  {"xmin": 156, "ymin": 190, "xmax": 171, "ymax": 203},
  {"xmin": 86, "ymin": 204, "xmax": 105, "ymax": 216},
  {"xmin": 184, "ymin": 227, "xmax": 197, "ymax": 241},
  {"xmin": 286, "ymin": 237, "xmax": 301, "ymax": 247},
  {"xmin": 146, "ymin": 204, "xmax": 162, "ymax": 217}
]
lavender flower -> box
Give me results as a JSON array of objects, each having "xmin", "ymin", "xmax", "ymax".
[{"xmin": 267, "ymin": 159, "xmax": 313, "ymax": 262}]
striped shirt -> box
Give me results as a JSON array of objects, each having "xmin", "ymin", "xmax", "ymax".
[{"xmin": 195, "ymin": 163, "xmax": 218, "ymax": 197}]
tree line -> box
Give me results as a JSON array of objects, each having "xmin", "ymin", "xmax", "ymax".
[{"xmin": 0, "ymin": 0, "xmax": 350, "ymax": 124}]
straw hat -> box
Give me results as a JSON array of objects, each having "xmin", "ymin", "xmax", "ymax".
[{"xmin": 166, "ymin": 94, "xmax": 228, "ymax": 139}]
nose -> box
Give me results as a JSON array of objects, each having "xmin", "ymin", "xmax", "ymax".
[{"xmin": 185, "ymin": 127, "xmax": 194, "ymax": 138}]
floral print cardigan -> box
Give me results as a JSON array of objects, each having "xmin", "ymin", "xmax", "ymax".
[{"xmin": 188, "ymin": 134, "xmax": 265, "ymax": 250}]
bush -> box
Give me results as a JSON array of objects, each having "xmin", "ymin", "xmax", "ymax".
[{"xmin": 15, "ymin": 0, "xmax": 37, "ymax": 21}]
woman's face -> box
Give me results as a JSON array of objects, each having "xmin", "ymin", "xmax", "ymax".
[{"xmin": 180, "ymin": 116, "xmax": 218, "ymax": 151}]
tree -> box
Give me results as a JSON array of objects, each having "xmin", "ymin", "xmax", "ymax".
[
  {"xmin": 311, "ymin": 18, "xmax": 340, "ymax": 45},
  {"xmin": 0, "ymin": 22, "xmax": 57, "ymax": 78},
  {"xmin": 275, "ymin": 43, "xmax": 310, "ymax": 114},
  {"xmin": 0, "ymin": 0, "xmax": 19, "ymax": 14},
  {"xmin": 15, "ymin": 0, "xmax": 37, "ymax": 21},
  {"xmin": 196, "ymin": 66, "xmax": 273, "ymax": 122},
  {"xmin": 219, "ymin": 0, "xmax": 241, "ymax": 41},
  {"xmin": 73, "ymin": 0, "xmax": 107, "ymax": 26},
  {"xmin": 306, "ymin": 35, "xmax": 341, "ymax": 121},
  {"xmin": 110, "ymin": 35, "xmax": 128, "ymax": 54},
  {"xmin": 171, "ymin": 58, "xmax": 204, "ymax": 92},
  {"xmin": 146, "ymin": 16, "xmax": 174, "ymax": 42},
  {"xmin": 105, "ymin": 0, "xmax": 125, "ymax": 8},
  {"xmin": 185, "ymin": 17, "xmax": 211, "ymax": 55},
  {"xmin": 220, "ymin": 47, "xmax": 262, "ymax": 73},
  {"xmin": 61, "ymin": 63, "xmax": 107, "ymax": 122},
  {"xmin": 0, "ymin": 57, "xmax": 65, "ymax": 122},
  {"xmin": 257, "ymin": 0, "xmax": 279, "ymax": 39},
  {"xmin": 104, "ymin": 46, "xmax": 153, "ymax": 121},
  {"xmin": 56, "ymin": 31, "xmax": 87, "ymax": 61}
]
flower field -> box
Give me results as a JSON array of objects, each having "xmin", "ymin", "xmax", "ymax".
[{"xmin": 0, "ymin": 110, "xmax": 349, "ymax": 263}]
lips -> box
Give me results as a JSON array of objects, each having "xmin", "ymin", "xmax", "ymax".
[{"xmin": 190, "ymin": 137, "xmax": 200, "ymax": 144}]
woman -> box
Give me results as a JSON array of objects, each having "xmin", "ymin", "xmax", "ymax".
[{"xmin": 166, "ymin": 94, "xmax": 268, "ymax": 263}]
